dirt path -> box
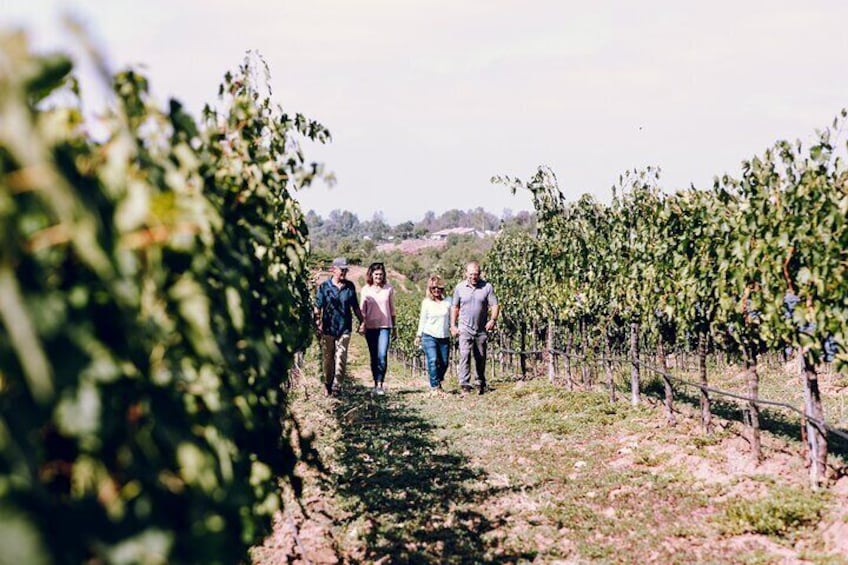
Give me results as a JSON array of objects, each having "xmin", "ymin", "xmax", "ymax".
[{"xmin": 253, "ymin": 336, "xmax": 848, "ymax": 564}]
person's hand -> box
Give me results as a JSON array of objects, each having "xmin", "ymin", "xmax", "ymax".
[
  {"xmin": 485, "ymin": 319, "xmax": 497, "ymax": 332},
  {"xmin": 315, "ymin": 323, "xmax": 323, "ymax": 337},
  {"xmin": 450, "ymin": 325, "xmax": 459, "ymax": 337},
  {"xmin": 414, "ymin": 335, "xmax": 421, "ymax": 348},
  {"xmin": 357, "ymin": 321, "xmax": 366, "ymax": 335}
]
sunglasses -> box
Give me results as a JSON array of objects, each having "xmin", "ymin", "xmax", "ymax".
[{"xmin": 430, "ymin": 286, "xmax": 445, "ymax": 291}]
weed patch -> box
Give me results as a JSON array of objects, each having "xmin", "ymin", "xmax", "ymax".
[{"xmin": 719, "ymin": 486, "xmax": 828, "ymax": 536}]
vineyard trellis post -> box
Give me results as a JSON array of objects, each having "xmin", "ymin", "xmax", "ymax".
[
  {"xmin": 802, "ymin": 356, "xmax": 828, "ymax": 486},
  {"xmin": 565, "ymin": 328, "xmax": 575, "ymax": 390},
  {"xmin": 580, "ymin": 317, "xmax": 591, "ymax": 388},
  {"xmin": 657, "ymin": 339, "xmax": 676, "ymax": 426},
  {"xmin": 743, "ymin": 347, "xmax": 762, "ymax": 463},
  {"xmin": 698, "ymin": 332, "xmax": 713, "ymax": 434},
  {"xmin": 546, "ymin": 321, "xmax": 556, "ymax": 383},
  {"xmin": 604, "ymin": 328, "xmax": 616, "ymax": 403},
  {"xmin": 630, "ymin": 322, "xmax": 641, "ymax": 405}
]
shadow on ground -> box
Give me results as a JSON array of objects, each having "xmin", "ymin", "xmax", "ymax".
[{"xmin": 326, "ymin": 384, "xmax": 533, "ymax": 564}]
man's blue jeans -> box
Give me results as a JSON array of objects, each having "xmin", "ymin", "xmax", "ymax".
[
  {"xmin": 421, "ymin": 334, "xmax": 450, "ymax": 389},
  {"xmin": 365, "ymin": 328, "xmax": 391, "ymax": 385}
]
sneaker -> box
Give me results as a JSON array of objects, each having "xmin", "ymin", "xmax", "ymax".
[
  {"xmin": 459, "ymin": 385, "xmax": 473, "ymax": 397},
  {"xmin": 375, "ymin": 387, "xmax": 386, "ymax": 396}
]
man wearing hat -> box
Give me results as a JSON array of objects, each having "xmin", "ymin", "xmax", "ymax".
[{"xmin": 314, "ymin": 257, "xmax": 364, "ymax": 396}]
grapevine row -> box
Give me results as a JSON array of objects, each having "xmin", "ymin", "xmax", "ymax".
[
  {"xmin": 487, "ymin": 114, "xmax": 848, "ymax": 487},
  {"xmin": 0, "ymin": 34, "xmax": 327, "ymax": 562}
]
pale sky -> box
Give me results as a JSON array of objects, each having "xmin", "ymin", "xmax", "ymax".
[{"xmin": 4, "ymin": 1, "xmax": 848, "ymax": 223}]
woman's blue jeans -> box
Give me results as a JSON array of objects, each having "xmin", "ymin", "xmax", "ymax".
[
  {"xmin": 421, "ymin": 334, "xmax": 450, "ymax": 388},
  {"xmin": 365, "ymin": 328, "xmax": 391, "ymax": 385}
]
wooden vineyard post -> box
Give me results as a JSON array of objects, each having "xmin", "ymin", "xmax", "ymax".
[
  {"xmin": 658, "ymin": 339, "xmax": 676, "ymax": 426},
  {"xmin": 698, "ymin": 332, "xmax": 712, "ymax": 434},
  {"xmin": 744, "ymin": 347, "xmax": 761, "ymax": 464},
  {"xmin": 630, "ymin": 321, "xmax": 641, "ymax": 405},
  {"xmin": 546, "ymin": 321, "xmax": 556, "ymax": 383},
  {"xmin": 802, "ymin": 356, "xmax": 828, "ymax": 487}
]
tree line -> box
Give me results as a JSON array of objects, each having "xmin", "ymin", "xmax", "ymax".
[{"xmin": 306, "ymin": 206, "xmax": 534, "ymax": 268}]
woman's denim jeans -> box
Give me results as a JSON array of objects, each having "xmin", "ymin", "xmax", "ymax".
[
  {"xmin": 365, "ymin": 328, "xmax": 391, "ymax": 385},
  {"xmin": 421, "ymin": 334, "xmax": 450, "ymax": 388}
]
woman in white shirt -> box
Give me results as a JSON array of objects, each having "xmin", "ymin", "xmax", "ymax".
[
  {"xmin": 414, "ymin": 275, "xmax": 452, "ymax": 394},
  {"xmin": 360, "ymin": 262, "xmax": 396, "ymax": 394}
]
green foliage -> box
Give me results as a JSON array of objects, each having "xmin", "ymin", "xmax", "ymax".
[
  {"xmin": 392, "ymin": 289, "xmax": 424, "ymax": 358},
  {"xmin": 717, "ymin": 119, "xmax": 848, "ymax": 368},
  {"xmin": 485, "ymin": 228, "xmax": 543, "ymax": 334},
  {"xmin": 0, "ymin": 34, "xmax": 327, "ymax": 563},
  {"xmin": 491, "ymin": 127, "xmax": 847, "ymax": 485},
  {"xmin": 490, "ymin": 120, "xmax": 848, "ymax": 366},
  {"xmin": 720, "ymin": 486, "xmax": 827, "ymax": 536}
]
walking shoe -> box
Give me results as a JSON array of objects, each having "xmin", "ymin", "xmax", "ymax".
[{"xmin": 375, "ymin": 387, "xmax": 386, "ymax": 396}]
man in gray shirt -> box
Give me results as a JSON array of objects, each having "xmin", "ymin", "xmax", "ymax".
[{"xmin": 450, "ymin": 260, "xmax": 500, "ymax": 395}]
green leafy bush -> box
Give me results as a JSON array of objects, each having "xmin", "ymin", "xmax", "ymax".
[{"xmin": 0, "ymin": 33, "xmax": 327, "ymax": 563}]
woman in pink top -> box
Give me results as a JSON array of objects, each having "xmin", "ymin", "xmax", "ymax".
[{"xmin": 360, "ymin": 262, "xmax": 397, "ymax": 394}]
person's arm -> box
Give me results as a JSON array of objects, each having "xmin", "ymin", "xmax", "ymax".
[
  {"xmin": 484, "ymin": 283, "xmax": 499, "ymax": 332},
  {"xmin": 450, "ymin": 303, "xmax": 460, "ymax": 337},
  {"xmin": 351, "ymin": 283, "xmax": 365, "ymax": 326},
  {"xmin": 389, "ymin": 287, "xmax": 398, "ymax": 338},
  {"xmin": 314, "ymin": 286, "xmax": 324, "ymax": 335},
  {"xmin": 485, "ymin": 304, "xmax": 500, "ymax": 332},
  {"xmin": 414, "ymin": 300, "xmax": 426, "ymax": 348},
  {"xmin": 359, "ymin": 286, "xmax": 369, "ymax": 332}
]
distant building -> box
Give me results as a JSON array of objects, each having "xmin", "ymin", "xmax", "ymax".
[{"xmin": 429, "ymin": 227, "xmax": 483, "ymax": 240}]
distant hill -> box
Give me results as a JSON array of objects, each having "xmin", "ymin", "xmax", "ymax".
[
  {"xmin": 313, "ymin": 265, "xmax": 415, "ymax": 293},
  {"xmin": 375, "ymin": 239, "xmax": 446, "ymax": 254}
]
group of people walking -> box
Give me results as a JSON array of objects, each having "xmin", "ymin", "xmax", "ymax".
[{"xmin": 313, "ymin": 258, "xmax": 499, "ymax": 397}]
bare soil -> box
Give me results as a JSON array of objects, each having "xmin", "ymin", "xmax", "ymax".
[{"xmin": 252, "ymin": 338, "xmax": 848, "ymax": 564}]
